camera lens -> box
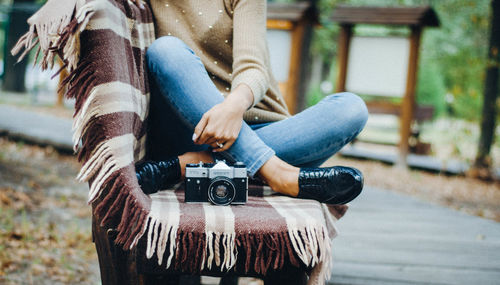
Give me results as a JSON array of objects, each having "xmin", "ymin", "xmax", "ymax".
[
  {"xmin": 215, "ymin": 185, "xmax": 228, "ymax": 198},
  {"xmin": 208, "ymin": 177, "xmax": 235, "ymax": 206}
]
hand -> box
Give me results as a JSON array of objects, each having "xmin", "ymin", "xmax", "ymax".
[
  {"xmin": 193, "ymin": 84, "xmax": 254, "ymax": 152},
  {"xmin": 131, "ymin": 0, "xmax": 145, "ymax": 9},
  {"xmin": 193, "ymin": 101, "xmax": 244, "ymax": 152}
]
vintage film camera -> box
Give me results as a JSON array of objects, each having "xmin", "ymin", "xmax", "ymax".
[{"xmin": 185, "ymin": 161, "xmax": 248, "ymax": 205}]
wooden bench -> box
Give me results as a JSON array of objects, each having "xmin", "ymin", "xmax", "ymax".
[
  {"xmin": 91, "ymin": 189, "xmax": 333, "ymax": 285},
  {"xmin": 92, "ymin": 222, "xmax": 308, "ymax": 285},
  {"xmin": 364, "ymin": 101, "xmax": 435, "ymax": 155}
]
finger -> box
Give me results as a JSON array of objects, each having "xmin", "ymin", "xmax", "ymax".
[
  {"xmin": 198, "ymin": 126, "xmax": 215, "ymax": 145},
  {"xmin": 209, "ymin": 141, "xmax": 222, "ymax": 150},
  {"xmin": 213, "ymin": 139, "xmax": 234, "ymax": 152},
  {"xmin": 208, "ymin": 131, "xmax": 231, "ymax": 149},
  {"xmin": 205, "ymin": 137, "xmax": 218, "ymax": 146},
  {"xmin": 212, "ymin": 131, "xmax": 236, "ymax": 152},
  {"xmin": 193, "ymin": 115, "xmax": 208, "ymax": 144}
]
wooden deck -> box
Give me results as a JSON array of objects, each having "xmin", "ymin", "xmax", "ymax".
[{"xmin": 329, "ymin": 187, "xmax": 500, "ymax": 285}]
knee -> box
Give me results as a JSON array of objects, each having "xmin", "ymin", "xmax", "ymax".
[
  {"xmin": 327, "ymin": 92, "xmax": 369, "ymax": 133},
  {"xmin": 146, "ymin": 36, "xmax": 193, "ymax": 71},
  {"xmin": 343, "ymin": 92, "xmax": 369, "ymax": 133}
]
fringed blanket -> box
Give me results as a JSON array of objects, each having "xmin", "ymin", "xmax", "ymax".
[
  {"xmin": 12, "ymin": 0, "xmax": 347, "ymax": 283},
  {"xmin": 136, "ymin": 187, "xmax": 347, "ymax": 283}
]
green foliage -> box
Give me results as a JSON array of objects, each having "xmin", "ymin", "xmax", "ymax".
[
  {"xmin": 310, "ymin": 0, "xmax": 340, "ymax": 67},
  {"xmin": 416, "ymin": 59, "xmax": 447, "ymax": 117},
  {"xmin": 420, "ymin": 0, "xmax": 490, "ymax": 121},
  {"xmin": 0, "ymin": 26, "xmax": 4, "ymax": 61},
  {"xmin": 306, "ymin": 85, "xmax": 326, "ymax": 107}
]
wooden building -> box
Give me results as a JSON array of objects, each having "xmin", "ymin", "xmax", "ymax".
[{"xmin": 331, "ymin": 6, "xmax": 440, "ymax": 164}]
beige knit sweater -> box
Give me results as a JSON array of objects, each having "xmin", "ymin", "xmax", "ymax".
[{"xmin": 150, "ymin": 0, "xmax": 290, "ymax": 123}]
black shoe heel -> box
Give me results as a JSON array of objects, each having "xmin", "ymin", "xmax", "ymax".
[{"xmin": 135, "ymin": 157, "xmax": 181, "ymax": 194}]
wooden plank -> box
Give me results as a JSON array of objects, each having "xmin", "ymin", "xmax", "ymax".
[
  {"xmin": 339, "ymin": 145, "xmax": 470, "ymax": 174},
  {"xmin": 330, "ymin": 275, "xmax": 442, "ymax": 285},
  {"xmin": 330, "ymin": 6, "xmax": 440, "ymax": 27},
  {"xmin": 339, "ymin": 210, "xmax": 499, "ymax": 230},
  {"xmin": 267, "ymin": 19, "xmax": 294, "ymax": 30},
  {"xmin": 335, "ymin": 24, "xmax": 353, "ymax": 93},
  {"xmin": 278, "ymin": 82, "xmax": 288, "ymax": 97},
  {"xmin": 336, "ymin": 220, "xmax": 499, "ymax": 244},
  {"xmin": 267, "ymin": 2, "xmax": 311, "ymax": 22},
  {"xmin": 331, "ymin": 262, "xmax": 500, "ymax": 285},
  {"xmin": 267, "ymin": 2, "xmax": 318, "ymax": 26},
  {"xmin": 295, "ymin": 20, "xmax": 314, "ymax": 113},
  {"xmin": 366, "ymin": 101, "xmax": 435, "ymax": 122},
  {"xmin": 330, "ymin": 187, "xmax": 500, "ymax": 285},
  {"xmin": 92, "ymin": 215, "xmax": 146, "ymax": 285},
  {"xmin": 284, "ymin": 19, "xmax": 307, "ymax": 114},
  {"xmin": 333, "ymin": 234, "xmax": 500, "ymax": 261},
  {"xmin": 399, "ymin": 26, "xmax": 422, "ymax": 165},
  {"xmin": 337, "ymin": 231, "xmax": 500, "ymax": 248},
  {"xmin": 366, "ymin": 101, "xmax": 401, "ymax": 115}
]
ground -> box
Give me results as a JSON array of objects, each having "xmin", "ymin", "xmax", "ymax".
[
  {"xmin": 0, "ymin": 135, "xmax": 498, "ymax": 284},
  {"xmin": 0, "ymin": 138, "xmax": 98, "ymax": 284}
]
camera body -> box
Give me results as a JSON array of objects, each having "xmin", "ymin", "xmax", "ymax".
[{"xmin": 185, "ymin": 161, "xmax": 248, "ymax": 205}]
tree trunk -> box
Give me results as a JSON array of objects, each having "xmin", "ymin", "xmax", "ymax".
[
  {"xmin": 472, "ymin": 0, "xmax": 500, "ymax": 177},
  {"xmin": 2, "ymin": 0, "xmax": 37, "ymax": 93}
]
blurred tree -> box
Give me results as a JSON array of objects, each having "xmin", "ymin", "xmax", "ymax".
[
  {"xmin": 425, "ymin": 0, "xmax": 490, "ymax": 120},
  {"xmin": 472, "ymin": 0, "xmax": 499, "ymax": 176},
  {"xmin": 2, "ymin": 0, "xmax": 36, "ymax": 92}
]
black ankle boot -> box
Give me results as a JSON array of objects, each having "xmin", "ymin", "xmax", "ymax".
[
  {"xmin": 297, "ymin": 166, "xmax": 363, "ymax": 205},
  {"xmin": 135, "ymin": 158, "xmax": 181, "ymax": 194}
]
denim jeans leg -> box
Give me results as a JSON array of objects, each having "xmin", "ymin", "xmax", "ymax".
[
  {"xmin": 146, "ymin": 36, "xmax": 275, "ymax": 176},
  {"xmin": 252, "ymin": 92, "xmax": 368, "ymax": 167}
]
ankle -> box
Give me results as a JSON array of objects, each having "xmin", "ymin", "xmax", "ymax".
[
  {"xmin": 258, "ymin": 157, "xmax": 299, "ymax": 196},
  {"xmin": 179, "ymin": 151, "xmax": 214, "ymax": 178},
  {"xmin": 278, "ymin": 167, "xmax": 300, "ymax": 197}
]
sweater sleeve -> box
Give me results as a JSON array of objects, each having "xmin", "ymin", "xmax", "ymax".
[{"xmin": 230, "ymin": 0, "xmax": 269, "ymax": 107}]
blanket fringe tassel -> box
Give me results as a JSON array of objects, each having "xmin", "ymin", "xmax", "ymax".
[
  {"xmin": 10, "ymin": 0, "xmax": 96, "ymax": 73},
  {"xmin": 143, "ymin": 218, "xmax": 332, "ymax": 281}
]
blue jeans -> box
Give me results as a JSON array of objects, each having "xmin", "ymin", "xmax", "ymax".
[{"xmin": 146, "ymin": 36, "xmax": 368, "ymax": 177}]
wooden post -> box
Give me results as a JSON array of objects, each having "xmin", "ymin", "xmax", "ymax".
[
  {"xmin": 335, "ymin": 24, "xmax": 353, "ymax": 93},
  {"xmin": 92, "ymin": 215, "xmax": 144, "ymax": 285},
  {"xmin": 286, "ymin": 21, "xmax": 306, "ymax": 114},
  {"xmin": 398, "ymin": 26, "xmax": 422, "ymax": 165},
  {"xmin": 295, "ymin": 20, "xmax": 314, "ymax": 113}
]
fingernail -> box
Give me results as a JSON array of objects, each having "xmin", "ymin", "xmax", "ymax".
[{"xmin": 192, "ymin": 133, "xmax": 197, "ymax": 141}]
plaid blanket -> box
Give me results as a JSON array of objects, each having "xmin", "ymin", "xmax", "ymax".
[
  {"xmin": 12, "ymin": 0, "xmax": 347, "ymax": 283},
  {"xmin": 138, "ymin": 187, "xmax": 346, "ymax": 283}
]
